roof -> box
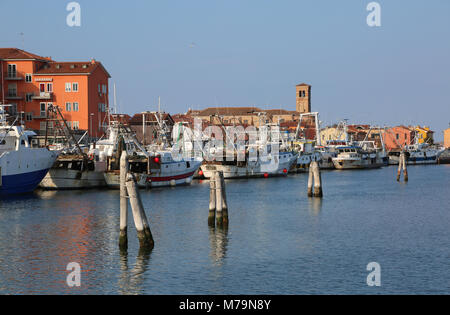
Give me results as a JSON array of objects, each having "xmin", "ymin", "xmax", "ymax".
[
  {"xmin": 196, "ymin": 107, "xmax": 263, "ymax": 116},
  {"xmin": 265, "ymin": 109, "xmax": 298, "ymax": 115},
  {"xmin": 34, "ymin": 61, "xmax": 111, "ymax": 77},
  {"xmin": 296, "ymin": 83, "xmax": 311, "ymax": 87},
  {"xmin": 0, "ymin": 48, "xmax": 52, "ymax": 61},
  {"xmin": 129, "ymin": 112, "xmax": 174, "ymax": 125}
]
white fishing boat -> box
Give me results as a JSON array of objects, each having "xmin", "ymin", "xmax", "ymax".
[
  {"xmin": 102, "ymin": 111, "xmax": 202, "ymax": 188},
  {"xmin": 200, "ymin": 143, "xmax": 297, "ymax": 179},
  {"xmin": 39, "ymin": 106, "xmax": 109, "ymax": 190},
  {"xmin": 0, "ymin": 104, "xmax": 58, "ymax": 195},
  {"xmin": 332, "ymin": 146, "xmax": 385, "ymax": 170},
  {"xmin": 104, "ymin": 150, "xmax": 202, "ymax": 188},
  {"xmin": 388, "ymin": 143, "xmax": 445, "ymax": 165}
]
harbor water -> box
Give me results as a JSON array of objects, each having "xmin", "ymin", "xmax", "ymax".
[{"xmin": 0, "ymin": 165, "xmax": 449, "ymax": 294}]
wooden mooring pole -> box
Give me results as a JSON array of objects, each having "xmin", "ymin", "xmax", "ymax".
[
  {"xmin": 208, "ymin": 170, "xmax": 229, "ymax": 228},
  {"xmin": 119, "ymin": 152, "xmax": 128, "ymax": 251},
  {"xmin": 307, "ymin": 161, "xmax": 323, "ymax": 198},
  {"xmin": 215, "ymin": 171, "xmax": 224, "ymax": 227},
  {"xmin": 208, "ymin": 172, "xmax": 216, "ymax": 227},
  {"xmin": 220, "ymin": 172, "xmax": 229, "ymax": 227},
  {"xmin": 397, "ymin": 151, "xmax": 408, "ymax": 182},
  {"xmin": 126, "ymin": 174, "xmax": 154, "ymax": 250}
]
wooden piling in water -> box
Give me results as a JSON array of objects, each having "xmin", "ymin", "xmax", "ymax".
[
  {"xmin": 126, "ymin": 174, "xmax": 154, "ymax": 250},
  {"xmin": 307, "ymin": 161, "xmax": 323, "ymax": 198},
  {"xmin": 220, "ymin": 171, "xmax": 229, "ymax": 227},
  {"xmin": 397, "ymin": 152, "xmax": 403, "ymax": 182},
  {"xmin": 307, "ymin": 163, "xmax": 314, "ymax": 197},
  {"xmin": 402, "ymin": 152, "xmax": 408, "ymax": 182},
  {"xmin": 215, "ymin": 171, "xmax": 224, "ymax": 227},
  {"xmin": 397, "ymin": 151, "xmax": 408, "ymax": 182},
  {"xmin": 119, "ymin": 151, "xmax": 128, "ymax": 251},
  {"xmin": 208, "ymin": 171, "xmax": 216, "ymax": 227},
  {"xmin": 312, "ymin": 161, "xmax": 323, "ymax": 198}
]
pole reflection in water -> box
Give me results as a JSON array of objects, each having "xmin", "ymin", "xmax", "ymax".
[
  {"xmin": 118, "ymin": 248, "xmax": 152, "ymax": 295},
  {"xmin": 208, "ymin": 226, "xmax": 229, "ymax": 266},
  {"xmin": 308, "ymin": 197, "xmax": 322, "ymax": 216}
]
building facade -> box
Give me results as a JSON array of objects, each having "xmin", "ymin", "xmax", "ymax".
[
  {"xmin": 0, "ymin": 48, "xmax": 110, "ymax": 138},
  {"xmin": 444, "ymin": 128, "xmax": 450, "ymax": 148},
  {"xmin": 296, "ymin": 83, "xmax": 311, "ymax": 113},
  {"xmin": 383, "ymin": 126, "xmax": 415, "ymax": 151}
]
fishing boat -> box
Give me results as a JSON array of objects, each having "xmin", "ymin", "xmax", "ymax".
[
  {"xmin": 332, "ymin": 146, "xmax": 385, "ymax": 170},
  {"xmin": 388, "ymin": 143, "xmax": 445, "ymax": 165},
  {"xmin": 103, "ymin": 111, "xmax": 202, "ymax": 188},
  {"xmin": 39, "ymin": 105, "xmax": 107, "ymax": 190},
  {"xmin": 200, "ymin": 143, "xmax": 297, "ymax": 179},
  {"xmin": 0, "ymin": 104, "xmax": 58, "ymax": 195}
]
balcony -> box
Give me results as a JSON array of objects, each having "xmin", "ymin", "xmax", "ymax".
[
  {"xmin": 32, "ymin": 92, "xmax": 53, "ymax": 100},
  {"xmin": 4, "ymin": 73, "xmax": 23, "ymax": 81},
  {"xmin": 33, "ymin": 112, "xmax": 48, "ymax": 119},
  {"xmin": 5, "ymin": 92, "xmax": 23, "ymax": 100}
]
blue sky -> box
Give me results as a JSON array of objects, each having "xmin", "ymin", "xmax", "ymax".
[{"xmin": 1, "ymin": 0, "xmax": 449, "ymax": 139}]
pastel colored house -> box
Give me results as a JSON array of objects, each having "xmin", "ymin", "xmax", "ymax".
[{"xmin": 0, "ymin": 48, "xmax": 110, "ymax": 138}]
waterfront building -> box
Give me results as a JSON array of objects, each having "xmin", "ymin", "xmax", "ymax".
[
  {"xmin": 175, "ymin": 83, "xmax": 313, "ymax": 128},
  {"xmin": 413, "ymin": 126, "xmax": 434, "ymax": 144},
  {"xmin": 0, "ymin": 48, "xmax": 110, "ymax": 138},
  {"xmin": 383, "ymin": 126, "xmax": 416, "ymax": 151},
  {"xmin": 444, "ymin": 128, "xmax": 450, "ymax": 148}
]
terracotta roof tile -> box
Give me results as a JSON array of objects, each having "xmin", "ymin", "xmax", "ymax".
[
  {"xmin": 0, "ymin": 48, "xmax": 52, "ymax": 61},
  {"xmin": 34, "ymin": 61, "xmax": 111, "ymax": 77}
]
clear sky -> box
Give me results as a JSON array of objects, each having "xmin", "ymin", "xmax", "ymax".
[{"xmin": 1, "ymin": 0, "xmax": 449, "ymax": 140}]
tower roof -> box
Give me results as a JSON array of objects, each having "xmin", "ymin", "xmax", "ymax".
[{"xmin": 296, "ymin": 83, "xmax": 311, "ymax": 87}]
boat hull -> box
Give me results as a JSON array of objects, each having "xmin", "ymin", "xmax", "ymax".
[
  {"xmin": 332, "ymin": 158, "xmax": 383, "ymax": 170},
  {"xmin": 39, "ymin": 169, "xmax": 107, "ymax": 189},
  {"xmin": 201, "ymin": 152, "xmax": 297, "ymax": 179},
  {"xmin": 0, "ymin": 168, "xmax": 50, "ymax": 195},
  {"xmin": 104, "ymin": 160, "xmax": 201, "ymax": 188},
  {"xmin": 0, "ymin": 148, "xmax": 57, "ymax": 195}
]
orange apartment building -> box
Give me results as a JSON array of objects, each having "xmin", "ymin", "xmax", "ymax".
[
  {"xmin": 383, "ymin": 126, "xmax": 416, "ymax": 151},
  {"xmin": 0, "ymin": 48, "xmax": 110, "ymax": 138}
]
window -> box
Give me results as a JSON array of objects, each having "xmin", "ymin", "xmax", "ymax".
[
  {"xmin": 72, "ymin": 82, "xmax": 78, "ymax": 92},
  {"xmin": 102, "ymin": 84, "xmax": 107, "ymax": 94},
  {"xmin": 26, "ymin": 93, "xmax": 34, "ymax": 102},
  {"xmin": 40, "ymin": 83, "xmax": 45, "ymax": 93},
  {"xmin": 26, "ymin": 113, "xmax": 33, "ymax": 121},
  {"xmin": 8, "ymin": 84, "xmax": 17, "ymax": 97},
  {"xmin": 73, "ymin": 102, "xmax": 79, "ymax": 112},
  {"xmin": 73, "ymin": 121, "xmax": 79, "ymax": 130},
  {"xmin": 396, "ymin": 134, "xmax": 399, "ymax": 140},
  {"xmin": 40, "ymin": 103, "xmax": 46, "ymax": 117},
  {"xmin": 65, "ymin": 102, "xmax": 72, "ymax": 112},
  {"xmin": 7, "ymin": 64, "xmax": 17, "ymax": 78},
  {"xmin": 66, "ymin": 121, "xmax": 72, "ymax": 129},
  {"xmin": 98, "ymin": 103, "xmax": 106, "ymax": 113},
  {"xmin": 65, "ymin": 82, "xmax": 71, "ymax": 92},
  {"xmin": 98, "ymin": 84, "xmax": 101, "ymax": 93},
  {"xmin": 47, "ymin": 83, "xmax": 53, "ymax": 92},
  {"xmin": 25, "ymin": 74, "xmax": 32, "ymax": 83}
]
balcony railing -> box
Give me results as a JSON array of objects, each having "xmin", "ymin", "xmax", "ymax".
[
  {"xmin": 33, "ymin": 112, "xmax": 48, "ymax": 119},
  {"xmin": 4, "ymin": 72, "xmax": 23, "ymax": 80},
  {"xmin": 5, "ymin": 91, "xmax": 23, "ymax": 100},
  {"xmin": 32, "ymin": 92, "xmax": 53, "ymax": 100}
]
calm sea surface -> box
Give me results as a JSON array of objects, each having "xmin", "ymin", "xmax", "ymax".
[{"xmin": 0, "ymin": 165, "xmax": 449, "ymax": 295}]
